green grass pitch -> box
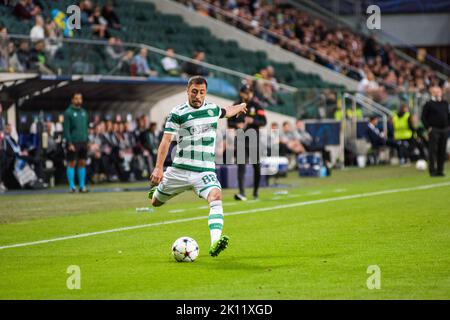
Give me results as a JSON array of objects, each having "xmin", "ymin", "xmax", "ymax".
[{"xmin": 0, "ymin": 165, "xmax": 449, "ymax": 299}]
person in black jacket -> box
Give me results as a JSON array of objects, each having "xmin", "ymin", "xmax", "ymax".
[
  {"xmin": 421, "ymin": 86, "xmax": 450, "ymax": 177},
  {"xmin": 228, "ymin": 84, "xmax": 267, "ymax": 200}
]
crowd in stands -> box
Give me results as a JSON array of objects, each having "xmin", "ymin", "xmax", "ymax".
[
  {"xmin": 1, "ymin": 0, "xmax": 286, "ymax": 108},
  {"xmin": 0, "ymin": 110, "xmax": 167, "ymax": 192},
  {"xmin": 180, "ymin": 0, "xmax": 447, "ymax": 103}
]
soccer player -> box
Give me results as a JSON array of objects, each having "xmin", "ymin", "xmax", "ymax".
[
  {"xmin": 63, "ymin": 92, "xmax": 89, "ymax": 193},
  {"xmin": 148, "ymin": 76, "xmax": 247, "ymax": 257}
]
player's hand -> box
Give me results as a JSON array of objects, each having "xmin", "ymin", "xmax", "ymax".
[
  {"xmin": 150, "ymin": 167, "xmax": 164, "ymax": 186},
  {"xmin": 68, "ymin": 144, "xmax": 75, "ymax": 152},
  {"xmin": 237, "ymin": 103, "xmax": 247, "ymax": 116}
]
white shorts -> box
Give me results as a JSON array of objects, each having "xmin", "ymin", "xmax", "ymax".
[{"xmin": 153, "ymin": 167, "xmax": 222, "ymax": 203}]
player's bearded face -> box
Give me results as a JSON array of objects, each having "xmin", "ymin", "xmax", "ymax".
[
  {"xmin": 188, "ymin": 84, "xmax": 207, "ymax": 108},
  {"xmin": 72, "ymin": 95, "xmax": 83, "ymax": 107}
]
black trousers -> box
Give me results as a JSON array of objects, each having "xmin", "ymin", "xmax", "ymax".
[
  {"xmin": 238, "ymin": 163, "xmax": 261, "ymax": 197},
  {"xmin": 0, "ymin": 149, "xmax": 4, "ymax": 183},
  {"xmin": 428, "ymin": 128, "xmax": 448, "ymax": 175}
]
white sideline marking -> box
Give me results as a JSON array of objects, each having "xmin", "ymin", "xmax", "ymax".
[
  {"xmin": 1, "ymin": 181, "xmax": 449, "ymax": 251},
  {"xmin": 168, "ymin": 209, "xmax": 186, "ymax": 213}
]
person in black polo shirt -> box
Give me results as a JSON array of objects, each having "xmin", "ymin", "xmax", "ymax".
[
  {"xmin": 228, "ymin": 85, "xmax": 267, "ymax": 201},
  {"xmin": 421, "ymin": 86, "xmax": 450, "ymax": 177}
]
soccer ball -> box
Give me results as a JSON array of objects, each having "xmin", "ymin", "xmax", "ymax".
[
  {"xmin": 416, "ymin": 160, "xmax": 428, "ymax": 171},
  {"xmin": 172, "ymin": 237, "xmax": 199, "ymax": 262}
]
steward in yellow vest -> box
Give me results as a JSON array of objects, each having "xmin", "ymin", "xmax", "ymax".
[{"xmin": 392, "ymin": 106, "xmax": 414, "ymax": 141}]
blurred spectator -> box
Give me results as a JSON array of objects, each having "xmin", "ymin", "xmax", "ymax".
[
  {"xmin": 182, "ymin": 51, "xmax": 209, "ymax": 77},
  {"xmin": 280, "ymin": 121, "xmax": 305, "ymax": 156},
  {"xmin": 366, "ymin": 116, "xmax": 399, "ymax": 156},
  {"xmin": 44, "ymin": 20, "xmax": 63, "ymax": 58},
  {"xmin": 102, "ymin": 2, "xmax": 121, "ymax": 30},
  {"xmin": 0, "ymin": 25, "xmax": 8, "ymax": 70},
  {"xmin": 118, "ymin": 50, "xmax": 134, "ymax": 75},
  {"xmin": 29, "ymin": 40, "xmax": 54, "ymax": 74},
  {"xmin": 11, "ymin": 40, "xmax": 30, "ymax": 72},
  {"xmin": 91, "ymin": 5, "xmax": 109, "ymax": 38},
  {"xmin": 133, "ymin": 48, "xmax": 158, "ymax": 77},
  {"xmin": 392, "ymin": 104, "xmax": 415, "ymax": 165},
  {"xmin": 295, "ymin": 119, "xmax": 331, "ymax": 169},
  {"xmin": 161, "ymin": 48, "xmax": 180, "ymax": 76},
  {"xmin": 79, "ymin": 0, "xmax": 94, "ymax": 25},
  {"xmin": 421, "ymin": 86, "xmax": 450, "ymax": 177},
  {"xmin": 254, "ymin": 67, "xmax": 277, "ymax": 105},
  {"xmin": 30, "ymin": 15, "xmax": 45, "ymax": 41},
  {"xmin": 3, "ymin": 123, "xmax": 45, "ymax": 187},
  {"xmin": 13, "ymin": 0, "xmax": 41, "ymax": 20},
  {"xmin": 105, "ymin": 37, "xmax": 125, "ymax": 61},
  {"xmin": 79, "ymin": 1, "xmax": 108, "ymax": 39},
  {"xmin": 0, "ymin": 104, "xmax": 6, "ymax": 193}
]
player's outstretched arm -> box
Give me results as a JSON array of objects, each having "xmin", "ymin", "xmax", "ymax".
[
  {"xmin": 224, "ymin": 103, "xmax": 247, "ymax": 118},
  {"xmin": 150, "ymin": 133, "xmax": 173, "ymax": 185}
]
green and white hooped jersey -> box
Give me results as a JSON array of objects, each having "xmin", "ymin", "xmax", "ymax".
[{"xmin": 164, "ymin": 101, "xmax": 221, "ymax": 172}]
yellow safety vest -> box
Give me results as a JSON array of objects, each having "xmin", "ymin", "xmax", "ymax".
[
  {"xmin": 334, "ymin": 109, "xmax": 343, "ymax": 121},
  {"xmin": 334, "ymin": 108, "xmax": 363, "ymax": 120},
  {"xmin": 392, "ymin": 112, "xmax": 413, "ymax": 140}
]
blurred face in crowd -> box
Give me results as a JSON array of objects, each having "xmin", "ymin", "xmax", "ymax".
[
  {"xmin": 105, "ymin": 3, "xmax": 113, "ymax": 12},
  {"xmin": 430, "ymin": 86, "xmax": 442, "ymax": 100},
  {"xmin": 282, "ymin": 122, "xmax": 291, "ymax": 132},
  {"xmin": 166, "ymin": 48, "xmax": 174, "ymax": 57},
  {"xmin": 5, "ymin": 124, "xmax": 12, "ymax": 135},
  {"xmin": 271, "ymin": 122, "xmax": 278, "ymax": 130},
  {"xmin": 140, "ymin": 48, "xmax": 148, "ymax": 58},
  {"xmin": 296, "ymin": 120, "xmax": 305, "ymax": 131},
  {"xmin": 118, "ymin": 122, "xmax": 125, "ymax": 133},
  {"xmin": 106, "ymin": 120, "xmax": 113, "ymax": 132},
  {"xmin": 19, "ymin": 41, "xmax": 29, "ymax": 51},
  {"xmin": 188, "ymin": 82, "xmax": 207, "ymax": 108},
  {"xmin": 96, "ymin": 121, "xmax": 105, "ymax": 134},
  {"xmin": 35, "ymin": 15, "xmax": 44, "ymax": 27},
  {"xmin": 0, "ymin": 27, "xmax": 7, "ymax": 38},
  {"xmin": 195, "ymin": 51, "xmax": 205, "ymax": 61},
  {"xmin": 45, "ymin": 121, "xmax": 53, "ymax": 134},
  {"xmin": 35, "ymin": 41, "xmax": 45, "ymax": 52},
  {"xmin": 94, "ymin": 6, "xmax": 101, "ymax": 17},
  {"xmin": 239, "ymin": 88, "xmax": 253, "ymax": 103},
  {"xmin": 72, "ymin": 94, "xmax": 83, "ymax": 107}
]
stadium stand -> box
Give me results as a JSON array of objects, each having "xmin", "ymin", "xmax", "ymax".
[
  {"xmin": 175, "ymin": 0, "xmax": 447, "ymax": 107},
  {"xmin": 0, "ymin": 0, "xmax": 347, "ymax": 119}
]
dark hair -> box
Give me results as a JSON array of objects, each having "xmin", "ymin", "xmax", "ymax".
[
  {"xmin": 188, "ymin": 76, "xmax": 208, "ymax": 89},
  {"xmin": 72, "ymin": 92, "xmax": 82, "ymax": 98}
]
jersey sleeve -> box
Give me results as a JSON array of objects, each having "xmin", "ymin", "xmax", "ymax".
[{"xmin": 164, "ymin": 111, "xmax": 181, "ymax": 135}]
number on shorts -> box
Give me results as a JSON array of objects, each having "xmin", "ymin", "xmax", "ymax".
[{"xmin": 202, "ymin": 174, "xmax": 217, "ymax": 185}]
